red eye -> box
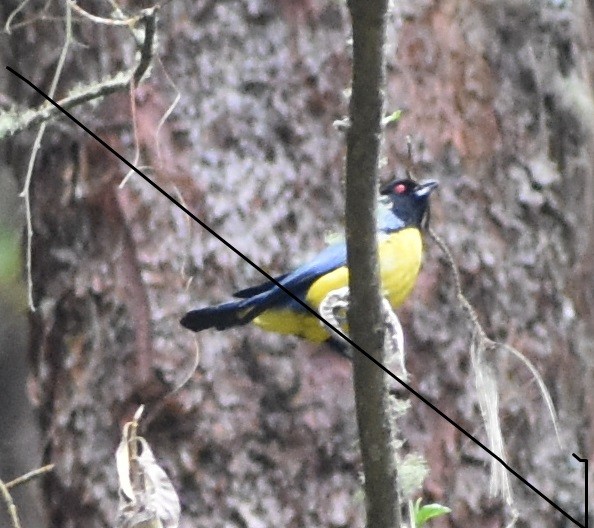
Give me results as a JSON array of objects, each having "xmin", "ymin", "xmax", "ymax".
[{"xmin": 394, "ymin": 183, "xmax": 407, "ymax": 194}]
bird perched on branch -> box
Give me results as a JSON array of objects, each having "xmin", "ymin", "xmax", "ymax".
[{"xmin": 180, "ymin": 178, "xmax": 438, "ymax": 343}]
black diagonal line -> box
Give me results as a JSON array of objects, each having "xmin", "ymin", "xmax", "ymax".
[
  {"xmin": 7, "ymin": 65, "xmax": 584, "ymax": 528},
  {"xmin": 572, "ymin": 454, "xmax": 589, "ymax": 528}
]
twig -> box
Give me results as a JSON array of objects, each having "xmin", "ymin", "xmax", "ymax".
[
  {"xmin": 0, "ymin": 480, "xmax": 21, "ymax": 528},
  {"xmin": 5, "ymin": 464, "xmax": 55, "ymax": 489},
  {"xmin": 133, "ymin": 8, "xmax": 157, "ymax": 85},
  {"xmin": 0, "ymin": 6, "xmax": 158, "ymax": 139},
  {"xmin": 119, "ymin": 78, "xmax": 141, "ymax": 188},
  {"xmin": 155, "ymin": 57, "xmax": 181, "ymax": 164},
  {"xmin": 427, "ymin": 227, "xmax": 486, "ymax": 339},
  {"xmin": 7, "ymin": 3, "xmax": 158, "ymax": 313},
  {"xmin": 68, "ymin": 1, "xmax": 143, "ymax": 26},
  {"xmin": 3, "ymin": 0, "xmax": 61, "ymax": 33},
  {"xmin": 428, "ymin": 226, "xmax": 561, "ymax": 512},
  {"xmin": 18, "ymin": 0, "xmax": 73, "ymax": 311},
  {"xmin": 0, "ymin": 464, "xmax": 54, "ymax": 528},
  {"xmin": 428, "ymin": 227, "xmax": 560, "ymax": 441},
  {"xmin": 4, "ymin": 0, "xmax": 31, "ymax": 34},
  {"xmin": 134, "ymin": 4, "xmax": 164, "ymax": 126}
]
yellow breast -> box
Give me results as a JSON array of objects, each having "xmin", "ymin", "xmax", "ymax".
[
  {"xmin": 377, "ymin": 227, "xmax": 423, "ymax": 307},
  {"xmin": 253, "ymin": 227, "xmax": 423, "ymax": 342}
]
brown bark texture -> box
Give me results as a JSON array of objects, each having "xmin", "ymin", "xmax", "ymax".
[{"xmin": 2, "ymin": 0, "xmax": 594, "ymax": 527}]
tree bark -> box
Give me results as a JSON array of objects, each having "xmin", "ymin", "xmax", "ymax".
[
  {"xmin": 3, "ymin": 0, "xmax": 594, "ymax": 526},
  {"xmin": 345, "ymin": 0, "xmax": 401, "ymax": 527}
]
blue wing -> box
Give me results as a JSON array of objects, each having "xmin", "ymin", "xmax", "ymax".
[
  {"xmin": 233, "ymin": 200, "xmax": 400, "ymax": 301},
  {"xmin": 236, "ymin": 241, "xmax": 347, "ymax": 310},
  {"xmin": 233, "ymin": 273, "xmax": 291, "ymax": 298},
  {"xmin": 233, "ymin": 202, "xmax": 403, "ymax": 311}
]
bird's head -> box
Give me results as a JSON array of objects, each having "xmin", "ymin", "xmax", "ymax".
[{"xmin": 379, "ymin": 178, "xmax": 438, "ymax": 229}]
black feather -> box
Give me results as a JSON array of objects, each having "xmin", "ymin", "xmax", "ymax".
[{"xmin": 180, "ymin": 302, "xmax": 249, "ymax": 331}]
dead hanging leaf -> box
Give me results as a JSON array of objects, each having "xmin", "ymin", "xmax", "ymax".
[
  {"xmin": 116, "ymin": 406, "xmax": 181, "ymax": 528},
  {"xmin": 318, "ymin": 286, "xmax": 408, "ymax": 379}
]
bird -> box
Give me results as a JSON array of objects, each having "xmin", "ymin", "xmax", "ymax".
[{"xmin": 180, "ymin": 178, "xmax": 438, "ymax": 344}]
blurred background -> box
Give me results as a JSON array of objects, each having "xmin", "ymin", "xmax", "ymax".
[{"xmin": 0, "ymin": 164, "xmax": 44, "ymax": 526}]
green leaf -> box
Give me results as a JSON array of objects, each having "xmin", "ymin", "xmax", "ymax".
[
  {"xmin": 382, "ymin": 109, "xmax": 402, "ymax": 126},
  {"xmin": 414, "ymin": 499, "xmax": 451, "ymax": 528}
]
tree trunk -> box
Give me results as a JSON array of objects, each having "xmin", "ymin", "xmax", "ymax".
[
  {"xmin": 345, "ymin": 1, "xmax": 401, "ymax": 527},
  {"xmin": 3, "ymin": 0, "xmax": 593, "ymax": 526}
]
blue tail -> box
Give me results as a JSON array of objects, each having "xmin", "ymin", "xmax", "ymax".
[
  {"xmin": 180, "ymin": 285, "xmax": 288, "ymax": 332},
  {"xmin": 180, "ymin": 300, "xmax": 254, "ymax": 332}
]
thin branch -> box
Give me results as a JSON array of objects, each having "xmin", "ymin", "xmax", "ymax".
[
  {"xmin": 428, "ymin": 226, "xmax": 560, "ymax": 516},
  {"xmin": 133, "ymin": 8, "xmax": 157, "ymax": 85},
  {"xmin": 18, "ymin": 0, "xmax": 73, "ymax": 311},
  {"xmin": 0, "ymin": 6, "xmax": 158, "ymax": 140},
  {"xmin": 0, "ymin": 480, "xmax": 21, "ymax": 528},
  {"xmin": 6, "ymin": 3, "xmax": 158, "ymax": 312},
  {"xmin": 155, "ymin": 57, "xmax": 181, "ymax": 164},
  {"xmin": 68, "ymin": 1, "xmax": 143, "ymax": 26},
  {"xmin": 5, "ymin": 464, "xmax": 55, "ymax": 489},
  {"xmin": 4, "ymin": 0, "xmax": 31, "ymax": 34},
  {"xmin": 119, "ymin": 78, "xmax": 141, "ymax": 188},
  {"xmin": 0, "ymin": 464, "xmax": 54, "ymax": 528},
  {"xmin": 345, "ymin": 0, "xmax": 399, "ymax": 527}
]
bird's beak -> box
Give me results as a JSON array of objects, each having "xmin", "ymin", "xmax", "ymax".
[{"xmin": 415, "ymin": 179, "xmax": 439, "ymax": 197}]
